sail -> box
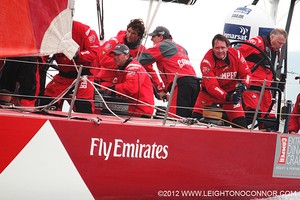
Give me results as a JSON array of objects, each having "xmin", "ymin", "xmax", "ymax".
[{"xmin": 0, "ymin": 0, "xmax": 78, "ymax": 59}]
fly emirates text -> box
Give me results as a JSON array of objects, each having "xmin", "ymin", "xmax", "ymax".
[{"xmin": 90, "ymin": 138, "xmax": 169, "ymax": 160}]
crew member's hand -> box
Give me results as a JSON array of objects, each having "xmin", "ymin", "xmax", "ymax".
[
  {"xmin": 226, "ymin": 91, "xmax": 242, "ymax": 104},
  {"xmin": 225, "ymin": 82, "xmax": 246, "ymax": 104},
  {"xmin": 235, "ymin": 83, "xmax": 246, "ymax": 93},
  {"xmin": 158, "ymin": 91, "xmax": 169, "ymax": 102}
]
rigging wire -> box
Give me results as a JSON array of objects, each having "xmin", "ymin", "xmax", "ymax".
[
  {"xmin": 96, "ymin": 0, "xmax": 105, "ymax": 40},
  {"xmin": 139, "ymin": 0, "xmax": 163, "ymax": 59}
]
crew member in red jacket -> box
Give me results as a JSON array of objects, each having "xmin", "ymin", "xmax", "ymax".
[
  {"xmin": 106, "ymin": 44, "xmax": 154, "ymax": 117},
  {"xmin": 138, "ymin": 26, "xmax": 200, "ymax": 118},
  {"xmin": 192, "ymin": 34, "xmax": 251, "ymax": 128},
  {"xmin": 40, "ymin": 20, "xmax": 101, "ymax": 113},
  {"xmin": 97, "ymin": 19, "xmax": 163, "ymax": 92},
  {"xmin": 237, "ymin": 28, "xmax": 287, "ymax": 130},
  {"xmin": 288, "ymin": 93, "xmax": 300, "ymax": 134}
]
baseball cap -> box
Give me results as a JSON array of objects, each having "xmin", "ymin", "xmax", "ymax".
[
  {"xmin": 111, "ymin": 44, "xmax": 130, "ymax": 55},
  {"xmin": 148, "ymin": 26, "xmax": 171, "ymax": 38}
]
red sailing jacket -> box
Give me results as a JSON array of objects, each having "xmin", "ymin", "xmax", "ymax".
[
  {"xmin": 55, "ymin": 21, "xmax": 100, "ymax": 74},
  {"xmin": 200, "ymin": 48, "xmax": 251, "ymax": 101},
  {"xmin": 289, "ymin": 93, "xmax": 300, "ymax": 133},
  {"xmin": 114, "ymin": 59, "xmax": 155, "ymax": 117},
  {"xmin": 138, "ymin": 39, "xmax": 196, "ymax": 91},
  {"xmin": 237, "ymin": 35, "xmax": 277, "ymax": 87}
]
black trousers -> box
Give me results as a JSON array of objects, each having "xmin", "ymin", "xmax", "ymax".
[
  {"xmin": 174, "ymin": 76, "xmax": 200, "ymax": 117},
  {"xmin": 0, "ymin": 57, "xmax": 38, "ymax": 100}
]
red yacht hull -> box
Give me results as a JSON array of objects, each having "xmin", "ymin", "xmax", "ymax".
[{"xmin": 0, "ymin": 109, "xmax": 299, "ymax": 199}]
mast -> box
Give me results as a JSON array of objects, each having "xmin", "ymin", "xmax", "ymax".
[
  {"xmin": 278, "ymin": 0, "xmax": 296, "ymax": 91},
  {"xmin": 96, "ymin": 0, "xmax": 104, "ymax": 40},
  {"xmin": 280, "ymin": 0, "xmax": 297, "ymax": 133}
]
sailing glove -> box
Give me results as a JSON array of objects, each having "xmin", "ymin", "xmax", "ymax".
[
  {"xmin": 226, "ymin": 83, "xmax": 246, "ymax": 104},
  {"xmin": 226, "ymin": 91, "xmax": 241, "ymax": 104},
  {"xmin": 235, "ymin": 83, "xmax": 246, "ymax": 93}
]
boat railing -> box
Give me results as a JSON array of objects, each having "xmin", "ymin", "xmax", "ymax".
[{"xmin": 0, "ymin": 58, "xmax": 298, "ymax": 132}]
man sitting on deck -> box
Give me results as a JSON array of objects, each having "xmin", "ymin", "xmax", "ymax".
[
  {"xmin": 104, "ymin": 44, "xmax": 154, "ymax": 118},
  {"xmin": 192, "ymin": 34, "xmax": 251, "ymax": 129}
]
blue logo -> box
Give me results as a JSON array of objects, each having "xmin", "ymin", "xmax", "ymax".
[
  {"xmin": 223, "ymin": 23, "xmax": 251, "ymax": 41},
  {"xmin": 234, "ymin": 7, "xmax": 252, "ymax": 15},
  {"xmin": 259, "ymin": 27, "xmax": 273, "ymax": 36}
]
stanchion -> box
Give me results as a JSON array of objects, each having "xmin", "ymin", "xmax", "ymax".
[
  {"xmin": 163, "ymin": 73, "xmax": 178, "ymax": 126},
  {"xmin": 68, "ymin": 65, "xmax": 83, "ymax": 119}
]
